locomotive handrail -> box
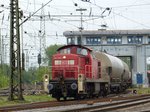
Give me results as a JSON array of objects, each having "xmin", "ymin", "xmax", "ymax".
[{"xmin": 85, "ymin": 65, "xmax": 92, "ymax": 78}]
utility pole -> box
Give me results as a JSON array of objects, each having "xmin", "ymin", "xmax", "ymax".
[
  {"xmin": 8, "ymin": 0, "xmax": 24, "ymax": 100},
  {"xmin": 76, "ymin": 8, "xmax": 87, "ymax": 45}
]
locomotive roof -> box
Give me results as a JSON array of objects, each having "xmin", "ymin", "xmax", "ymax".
[{"xmin": 57, "ymin": 45, "xmax": 92, "ymax": 52}]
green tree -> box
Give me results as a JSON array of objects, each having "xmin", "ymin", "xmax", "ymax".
[
  {"xmin": 22, "ymin": 67, "xmax": 37, "ymax": 84},
  {"xmin": 20, "ymin": 44, "xmax": 63, "ymax": 84},
  {"xmin": 0, "ymin": 45, "xmax": 64, "ymax": 87},
  {"xmin": 45, "ymin": 44, "xmax": 63, "ymax": 66},
  {"xmin": 34, "ymin": 66, "xmax": 49, "ymax": 82},
  {"xmin": 22, "ymin": 66, "xmax": 49, "ymax": 84}
]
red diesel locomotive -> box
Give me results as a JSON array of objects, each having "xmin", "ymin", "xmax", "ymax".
[{"xmin": 47, "ymin": 45, "xmax": 131, "ymax": 100}]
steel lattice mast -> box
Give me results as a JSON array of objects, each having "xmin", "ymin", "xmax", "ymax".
[
  {"xmin": 38, "ymin": 4, "xmax": 46, "ymax": 67},
  {"xmin": 8, "ymin": 0, "xmax": 24, "ymax": 100}
]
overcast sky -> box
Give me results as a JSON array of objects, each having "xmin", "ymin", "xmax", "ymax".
[
  {"xmin": 0, "ymin": 0, "xmax": 150, "ymax": 67},
  {"xmin": 1, "ymin": 0, "xmax": 150, "ymax": 43}
]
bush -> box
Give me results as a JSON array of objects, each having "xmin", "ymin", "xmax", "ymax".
[{"xmin": 0, "ymin": 73, "xmax": 9, "ymax": 88}]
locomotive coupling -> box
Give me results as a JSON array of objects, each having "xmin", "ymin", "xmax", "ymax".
[{"xmin": 59, "ymin": 75, "xmax": 67, "ymax": 97}]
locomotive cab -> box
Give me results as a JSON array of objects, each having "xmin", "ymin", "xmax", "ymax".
[{"xmin": 52, "ymin": 45, "xmax": 92, "ymax": 79}]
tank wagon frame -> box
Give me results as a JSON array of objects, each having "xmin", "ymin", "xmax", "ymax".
[{"xmin": 47, "ymin": 45, "xmax": 131, "ymax": 100}]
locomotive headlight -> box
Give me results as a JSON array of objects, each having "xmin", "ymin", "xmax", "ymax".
[
  {"xmin": 47, "ymin": 83, "xmax": 53, "ymax": 91},
  {"xmin": 68, "ymin": 60, "xmax": 74, "ymax": 65},
  {"xmin": 71, "ymin": 83, "xmax": 77, "ymax": 90}
]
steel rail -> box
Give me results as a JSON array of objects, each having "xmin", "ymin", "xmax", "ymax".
[{"xmin": 61, "ymin": 95, "xmax": 150, "ymax": 112}]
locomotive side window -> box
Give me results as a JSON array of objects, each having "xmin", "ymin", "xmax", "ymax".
[
  {"xmin": 55, "ymin": 60, "xmax": 61, "ymax": 65},
  {"xmin": 77, "ymin": 48, "xmax": 88, "ymax": 55},
  {"xmin": 68, "ymin": 60, "xmax": 74, "ymax": 65},
  {"xmin": 54, "ymin": 60, "xmax": 74, "ymax": 65}
]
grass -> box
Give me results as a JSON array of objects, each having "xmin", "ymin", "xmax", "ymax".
[
  {"xmin": 128, "ymin": 87, "xmax": 150, "ymax": 95},
  {"xmin": 0, "ymin": 94, "xmax": 55, "ymax": 107}
]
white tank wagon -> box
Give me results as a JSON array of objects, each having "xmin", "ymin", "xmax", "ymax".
[{"xmin": 94, "ymin": 52, "xmax": 131, "ymax": 92}]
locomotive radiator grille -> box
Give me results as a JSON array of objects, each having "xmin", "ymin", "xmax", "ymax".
[{"xmin": 52, "ymin": 66, "xmax": 79, "ymax": 79}]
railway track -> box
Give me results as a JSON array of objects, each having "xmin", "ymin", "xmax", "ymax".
[
  {"xmin": 62, "ymin": 95, "xmax": 150, "ymax": 112},
  {"xmin": 0, "ymin": 94, "xmax": 149, "ymax": 111},
  {"xmin": 0, "ymin": 89, "xmax": 46, "ymax": 96},
  {"xmin": 0, "ymin": 89, "xmax": 9, "ymax": 96}
]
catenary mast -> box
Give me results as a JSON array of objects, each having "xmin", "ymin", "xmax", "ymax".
[
  {"xmin": 8, "ymin": 0, "xmax": 24, "ymax": 100},
  {"xmin": 38, "ymin": 4, "xmax": 46, "ymax": 67}
]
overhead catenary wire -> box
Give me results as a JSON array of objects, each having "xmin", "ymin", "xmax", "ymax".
[
  {"xmin": 1, "ymin": 0, "xmax": 149, "ymax": 38},
  {"xmin": 19, "ymin": 0, "xmax": 150, "ymax": 31},
  {"xmin": 84, "ymin": 0, "xmax": 150, "ymax": 29},
  {"xmin": 112, "ymin": 11, "xmax": 150, "ymax": 28},
  {"xmin": 20, "ymin": 0, "xmax": 53, "ymax": 26},
  {"xmin": 112, "ymin": 3, "xmax": 150, "ymax": 8}
]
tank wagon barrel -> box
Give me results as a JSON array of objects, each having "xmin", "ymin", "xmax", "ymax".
[
  {"xmin": 47, "ymin": 45, "xmax": 131, "ymax": 101},
  {"xmin": 94, "ymin": 52, "xmax": 131, "ymax": 92}
]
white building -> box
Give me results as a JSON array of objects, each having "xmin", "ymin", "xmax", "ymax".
[{"xmin": 63, "ymin": 29, "xmax": 150, "ymax": 87}]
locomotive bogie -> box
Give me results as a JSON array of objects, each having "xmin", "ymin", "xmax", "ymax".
[{"xmin": 48, "ymin": 80, "xmax": 78, "ymax": 100}]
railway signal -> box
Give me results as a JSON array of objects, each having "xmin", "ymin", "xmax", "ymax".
[{"xmin": 38, "ymin": 53, "xmax": 41, "ymax": 67}]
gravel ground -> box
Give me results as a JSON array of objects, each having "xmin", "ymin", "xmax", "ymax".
[
  {"xmin": 114, "ymin": 102, "xmax": 150, "ymax": 112},
  {"xmin": 14, "ymin": 101, "xmax": 114, "ymax": 112},
  {"xmin": 15, "ymin": 102, "xmax": 150, "ymax": 112}
]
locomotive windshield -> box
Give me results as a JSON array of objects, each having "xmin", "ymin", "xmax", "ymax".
[
  {"xmin": 59, "ymin": 48, "xmax": 71, "ymax": 54},
  {"xmin": 58, "ymin": 47, "xmax": 88, "ymax": 56}
]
